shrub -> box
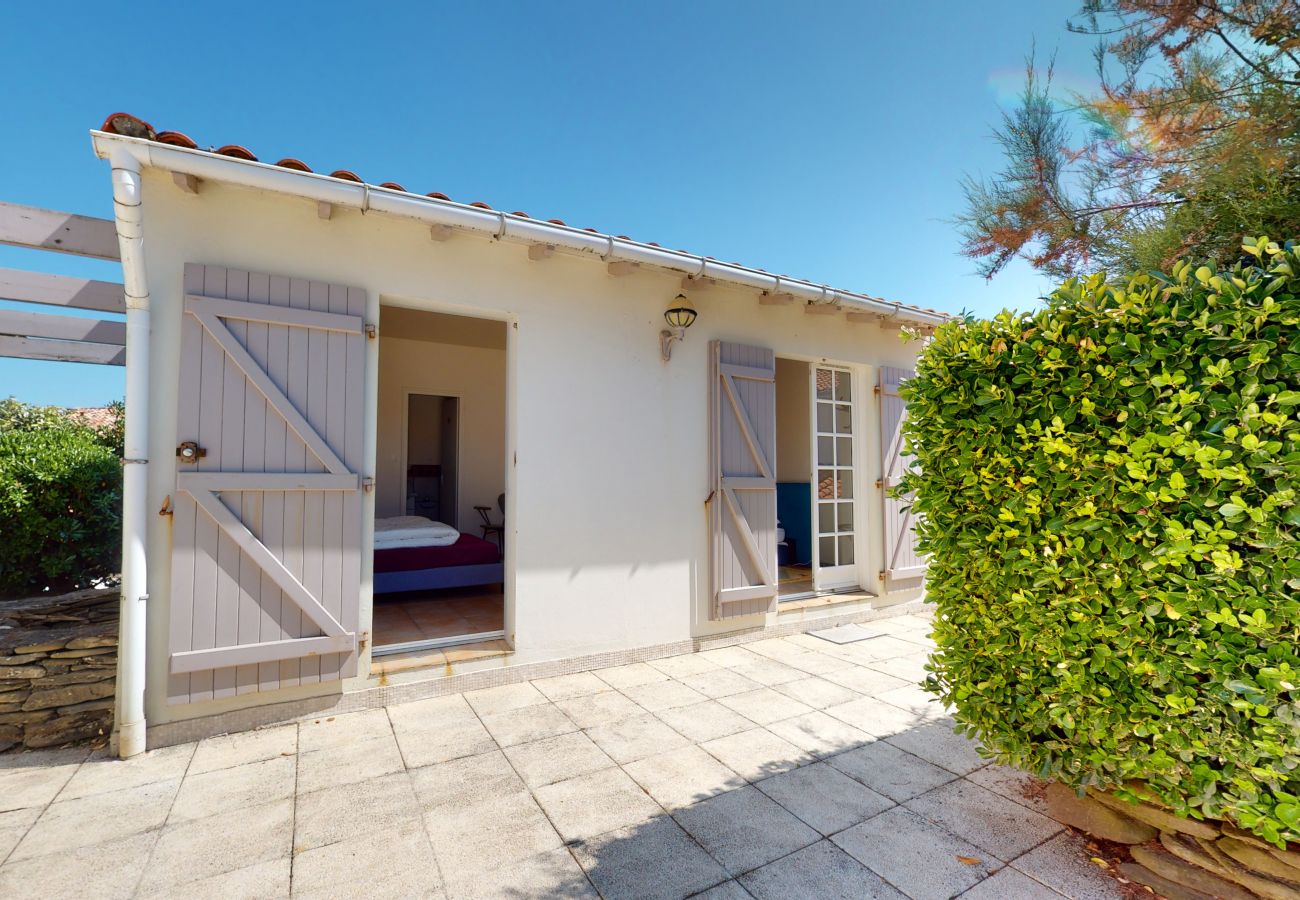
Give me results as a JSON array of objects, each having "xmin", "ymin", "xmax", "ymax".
[
  {"xmin": 0, "ymin": 401, "xmax": 122, "ymax": 597},
  {"xmin": 902, "ymin": 237, "xmax": 1300, "ymax": 846}
]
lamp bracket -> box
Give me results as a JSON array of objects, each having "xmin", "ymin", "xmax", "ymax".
[{"xmin": 660, "ymin": 327, "xmax": 685, "ymax": 362}]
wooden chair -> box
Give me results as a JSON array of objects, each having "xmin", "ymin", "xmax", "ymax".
[{"xmin": 474, "ymin": 494, "xmax": 505, "ymax": 549}]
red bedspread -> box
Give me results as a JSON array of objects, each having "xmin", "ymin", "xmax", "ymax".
[{"xmin": 374, "ymin": 533, "xmax": 501, "ymax": 574}]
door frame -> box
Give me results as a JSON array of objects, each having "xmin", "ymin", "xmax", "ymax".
[{"xmin": 367, "ymin": 300, "xmax": 516, "ymax": 664}]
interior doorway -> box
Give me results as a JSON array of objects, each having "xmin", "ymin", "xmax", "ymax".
[
  {"xmin": 405, "ymin": 393, "xmax": 458, "ymax": 522},
  {"xmin": 372, "ymin": 306, "xmax": 507, "ymax": 658}
]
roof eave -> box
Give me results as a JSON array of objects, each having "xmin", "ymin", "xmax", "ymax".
[{"xmin": 90, "ymin": 130, "xmax": 947, "ymax": 327}]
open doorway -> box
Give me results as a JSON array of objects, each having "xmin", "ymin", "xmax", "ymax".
[
  {"xmin": 373, "ymin": 306, "xmax": 507, "ymax": 656},
  {"xmin": 775, "ymin": 358, "xmax": 815, "ymax": 598}
]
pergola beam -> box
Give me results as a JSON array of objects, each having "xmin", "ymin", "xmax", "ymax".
[
  {"xmin": 0, "ymin": 309, "xmax": 126, "ymax": 344},
  {"xmin": 0, "ymin": 268, "xmax": 126, "ymax": 313},
  {"xmin": 0, "ymin": 202, "xmax": 120, "ymax": 261},
  {"xmin": 0, "ymin": 335, "xmax": 125, "ymax": 366}
]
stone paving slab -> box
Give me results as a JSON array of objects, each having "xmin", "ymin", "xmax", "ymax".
[
  {"xmin": 0, "ymin": 616, "xmax": 1122, "ymax": 899},
  {"xmin": 740, "ymin": 839, "xmax": 906, "ymax": 899}
]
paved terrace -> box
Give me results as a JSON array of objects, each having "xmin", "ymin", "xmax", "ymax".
[{"xmin": 0, "ymin": 614, "xmax": 1123, "ymax": 899}]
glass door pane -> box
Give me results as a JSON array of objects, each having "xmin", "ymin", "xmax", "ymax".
[{"xmin": 812, "ymin": 366, "xmax": 857, "ymax": 587}]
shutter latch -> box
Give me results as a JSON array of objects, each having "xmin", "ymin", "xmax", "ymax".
[{"xmin": 176, "ymin": 441, "xmax": 206, "ymax": 463}]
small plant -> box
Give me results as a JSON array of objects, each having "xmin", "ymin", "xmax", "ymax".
[
  {"xmin": 0, "ymin": 400, "xmax": 122, "ymax": 597},
  {"xmin": 902, "ymin": 237, "xmax": 1300, "ymax": 846}
]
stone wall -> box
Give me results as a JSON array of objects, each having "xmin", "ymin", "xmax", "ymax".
[
  {"xmin": 1046, "ymin": 782, "xmax": 1300, "ymax": 899},
  {"xmin": 0, "ymin": 588, "xmax": 118, "ymax": 752}
]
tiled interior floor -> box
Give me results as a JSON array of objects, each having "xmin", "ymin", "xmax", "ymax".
[
  {"xmin": 0, "ymin": 612, "xmax": 1126, "ymax": 899},
  {"xmin": 373, "ymin": 586, "xmax": 504, "ymax": 647},
  {"xmin": 777, "ymin": 565, "xmax": 813, "ymax": 598}
]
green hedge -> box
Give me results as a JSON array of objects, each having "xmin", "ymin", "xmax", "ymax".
[
  {"xmin": 0, "ymin": 401, "xmax": 122, "ymax": 597},
  {"xmin": 902, "ymin": 237, "xmax": 1300, "ymax": 846}
]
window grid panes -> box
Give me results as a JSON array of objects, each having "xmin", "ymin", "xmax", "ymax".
[{"xmin": 814, "ymin": 366, "xmax": 854, "ymax": 568}]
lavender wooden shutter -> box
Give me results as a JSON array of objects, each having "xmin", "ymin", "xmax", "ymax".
[
  {"xmin": 168, "ymin": 264, "xmax": 365, "ymax": 704},
  {"xmin": 709, "ymin": 340, "xmax": 778, "ymax": 619},
  {"xmin": 879, "ymin": 366, "xmax": 925, "ymax": 584}
]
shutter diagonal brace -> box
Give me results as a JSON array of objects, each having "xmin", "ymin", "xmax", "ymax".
[
  {"xmin": 720, "ymin": 371, "xmax": 774, "ymax": 480},
  {"xmin": 881, "ymin": 375, "xmax": 908, "ymax": 489},
  {"xmin": 880, "ymin": 368, "xmax": 926, "ymax": 582},
  {"xmin": 190, "ymin": 310, "xmax": 350, "ymax": 475},
  {"xmin": 722, "ymin": 487, "xmax": 774, "ymax": 587},
  {"xmin": 717, "ymin": 360, "xmax": 776, "ymax": 596},
  {"xmin": 189, "ymin": 488, "xmax": 349, "ymax": 639}
]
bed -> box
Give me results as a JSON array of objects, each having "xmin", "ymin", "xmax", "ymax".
[{"xmin": 373, "ymin": 516, "xmax": 503, "ymax": 594}]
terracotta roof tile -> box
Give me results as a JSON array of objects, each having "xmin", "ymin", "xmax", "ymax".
[
  {"xmin": 217, "ymin": 144, "xmax": 257, "ymax": 161},
  {"xmin": 101, "ymin": 113, "xmax": 155, "ymax": 141},
  {"xmin": 94, "ymin": 112, "xmax": 943, "ymax": 320},
  {"xmin": 156, "ymin": 131, "xmax": 198, "ymax": 149},
  {"xmin": 66, "ymin": 406, "xmax": 118, "ymax": 429}
]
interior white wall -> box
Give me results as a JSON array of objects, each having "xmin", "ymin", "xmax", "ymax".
[
  {"xmin": 775, "ymin": 358, "xmax": 811, "ymax": 482},
  {"xmin": 133, "ymin": 171, "xmax": 925, "ymax": 725},
  {"xmin": 376, "ymin": 336, "xmax": 506, "ymax": 531}
]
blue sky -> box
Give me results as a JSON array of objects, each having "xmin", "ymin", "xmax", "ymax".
[{"xmin": 0, "ymin": 1, "xmax": 1096, "ymax": 407}]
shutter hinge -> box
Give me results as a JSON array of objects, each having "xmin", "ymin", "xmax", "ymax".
[
  {"xmin": 873, "ymin": 384, "xmax": 882, "ymax": 396},
  {"xmin": 362, "ymin": 477, "xmax": 375, "ymax": 493},
  {"xmin": 364, "ymin": 323, "xmax": 377, "ymax": 339},
  {"xmin": 875, "ymin": 479, "xmax": 884, "ymax": 490},
  {"xmin": 878, "ymin": 570, "xmax": 887, "ymax": 582}
]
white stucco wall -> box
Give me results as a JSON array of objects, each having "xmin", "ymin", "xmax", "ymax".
[{"xmin": 134, "ymin": 171, "xmax": 924, "ymax": 725}]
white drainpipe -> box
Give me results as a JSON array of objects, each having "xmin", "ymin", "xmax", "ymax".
[{"xmin": 108, "ymin": 146, "xmax": 150, "ymax": 758}]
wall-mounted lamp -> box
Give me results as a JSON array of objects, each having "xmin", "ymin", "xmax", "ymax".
[{"xmin": 660, "ymin": 293, "xmax": 697, "ymax": 361}]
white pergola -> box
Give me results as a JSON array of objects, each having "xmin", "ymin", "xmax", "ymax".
[{"xmin": 0, "ymin": 201, "xmax": 126, "ymax": 367}]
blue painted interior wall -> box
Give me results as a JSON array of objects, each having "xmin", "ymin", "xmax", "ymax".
[{"xmin": 777, "ymin": 482, "xmax": 812, "ymax": 565}]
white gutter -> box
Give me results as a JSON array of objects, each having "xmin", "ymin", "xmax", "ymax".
[
  {"xmin": 90, "ymin": 131, "xmax": 945, "ymax": 327},
  {"xmin": 105, "ymin": 144, "xmax": 150, "ymax": 758}
]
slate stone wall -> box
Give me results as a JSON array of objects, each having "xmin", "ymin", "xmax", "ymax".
[
  {"xmin": 1046, "ymin": 782, "xmax": 1300, "ymax": 899},
  {"xmin": 0, "ymin": 588, "xmax": 118, "ymax": 752}
]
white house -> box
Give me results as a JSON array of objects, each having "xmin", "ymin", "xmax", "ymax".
[{"xmin": 90, "ymin": 113, "xmax": 941, "ymax": 756}]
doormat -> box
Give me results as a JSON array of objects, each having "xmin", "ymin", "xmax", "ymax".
[{"xmin": 808, "ymin": 623, "xmax": 882, "ymax": 645}]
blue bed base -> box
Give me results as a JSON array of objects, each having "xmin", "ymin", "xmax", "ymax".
[{"xmin": 374, "ymin": 562, "xmax": 504, "ymax": 594}]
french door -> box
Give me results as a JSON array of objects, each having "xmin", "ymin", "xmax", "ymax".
[{"xmin": 810, "ymin": 365, "xmax": 859, "ymax": 591}]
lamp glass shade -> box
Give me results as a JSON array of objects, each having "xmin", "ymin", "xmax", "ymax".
[{"xmin": 664, "ymin": 294, "xmax": 697, "ymax": 329}]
